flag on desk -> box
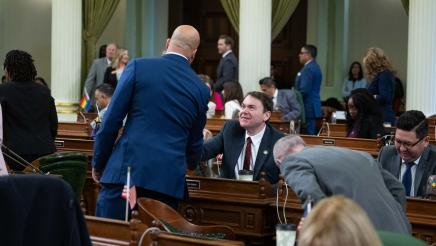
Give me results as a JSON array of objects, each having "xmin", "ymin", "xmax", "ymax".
[
  {"xmin": 79, "ymin": 89, "xmax": 91, "ymax": 112},
  {"xmin": 121, "ymin": 166, "xmax": 137, "ymax": 209}
]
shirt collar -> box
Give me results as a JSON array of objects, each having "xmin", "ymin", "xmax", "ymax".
[
  {"xmin": 245, "ymin": 124, "xmax": 266, "ymax": 146},
  {"xmin": 304, "ymin": 59, "xmax": 313, "ymax": 66},
  {"xmin": 106, "ymin": 58, "xmax": 112, "ymax": 65},
  {"xmin": 273, "ymin": 88, "xmax": 278, "ymax": 99},
  {"xmin": 222, "ymin": 50, "xmax": 232, "ymax": 58},
  {"xmin": 402, "ymin": 156, "xmax": 421, "ymax": 166},
  {"xmin": 165, "ymin": 51, "xmax": 189, "ymax": 61}
]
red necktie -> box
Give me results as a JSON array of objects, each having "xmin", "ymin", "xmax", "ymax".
[{"xmin": 243, "ymin": 137, "xmax": 252, "ymax": 170}]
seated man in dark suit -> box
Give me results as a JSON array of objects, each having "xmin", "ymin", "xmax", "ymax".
[
  {"xmin": 259, "ymin": 77, "xmax": 301, "ymax": 121},
  {"xmin": 202, "ymin": 91, "xmax": 284, "ymax": 184},
  {"xmin": 378, "ymin": 110, "xmax": 436, "ymax": 197}
]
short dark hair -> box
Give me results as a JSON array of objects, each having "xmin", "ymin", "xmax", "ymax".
[
  {"xmin": 96, "ymin": 83, "xmax": 114, "ymax": 97},
  {"xmin": 396, "ymin": 110, "xmax": 428, "ymax": 139},
  {"xmin": 258, "ymin": 77, "xmax": 276, "ymax": 87},
  {"xmin": 348, "ymin": 61, "xmax": 364, "ymax": 81},
  {"xmin": 3, "ymin": 50, "xmax": 37, "ymax": 82},
  {"xmin": 302, "ymin": 44, "xmax": 318, "ymax": 58},
  {"xmin": 219, "ymin": 34, "xmax": 234, "ymax": 48},
  {"xmin": 245, "ymin": 91, "xmax": 273, "ymax": 113}
]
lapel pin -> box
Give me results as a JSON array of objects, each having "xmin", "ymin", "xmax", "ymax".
[{"xmin": 263, "ymin": 150, "xmax": 268, "ymax": 155}]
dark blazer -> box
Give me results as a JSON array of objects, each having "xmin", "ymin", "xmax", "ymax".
[
  {"xmin": 214, "ymin": 52, "xmax": 238, "ymax": 92},
  {"xmin": 276, "ymin": 89, "xmax": 301, "ymax": 121},
  {"xmin": 201, "ymin": 120, "xmax": 284, "ymax": 184},
  {"xmin": 378, "ymin": 145, "xmax": 436, "ymax": 197},
  {"xmin": 295, "ymin": 60, "xmax": 322, "ymax": 119},
  {"xmin": 93, "ymin": 53, "xmax": 210, "ymax": 200},
  {"xmin": 368, "ymin": 70, "xmax": 396, "ymax": 125},
  {"xmin": 0, "ymin": 81, "xmax": 57, "ymax": 158},
  {"xmin": 103, "ymin": 66, "xmax": 118, "ymax": 89},
  {"xmin": 347, "ymin": 115, "xmax": 385, "ymax": 139},
  {"xmin": 0, "ymin": 175, "xmax": 91, "ymax": 246}
]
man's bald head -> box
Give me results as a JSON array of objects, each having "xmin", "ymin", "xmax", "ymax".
[{"xmin": 166, "ymin": 25, "xmax": 200, "ymax": 62}]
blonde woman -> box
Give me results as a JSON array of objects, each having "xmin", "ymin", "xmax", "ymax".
[
  {"xmin": 363, "ymin": 47, "xmax": 396, "ymax": 125},
  {"xmin": 299, "ymin": 196, "xmax": 382, "ymax": 246},
  {"xmin": 104, "ymin": 48, "xmax": 129, "ymax": 89}
]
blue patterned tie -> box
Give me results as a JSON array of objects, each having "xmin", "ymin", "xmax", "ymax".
[{"xmin": 402, "ymin": 162, "xmax": 415, "ymax": 196}]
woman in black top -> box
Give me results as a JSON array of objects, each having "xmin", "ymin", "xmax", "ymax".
[
  {"xmin": 1, "ymin": 50, "xmax": 58, "ymax": 171},
  {"xmin": 346, "ymin": 89, "xmax": 385, "ymax": 139},
  {"xmin": 103, "ymin": 48, "xmax": 129, "ymax": 89}
]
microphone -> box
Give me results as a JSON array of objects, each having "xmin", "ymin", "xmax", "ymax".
[
  {"xmin": 1, "ymin": 144, "xmax": 46, "ymax": 174},
  {"xmin": 425, "ymin": 175, "xmax": 436, "ymax": 200}
]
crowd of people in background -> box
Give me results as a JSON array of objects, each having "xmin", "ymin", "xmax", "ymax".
[{"xmin": 1, "ymin": 26, "xmax": 430, "ymax": 246}]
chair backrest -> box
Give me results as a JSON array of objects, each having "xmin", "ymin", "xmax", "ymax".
[
  {"xmin": 38, "ymin": 152, "xmax": 88, "ymax": 166},
  {"xmin": 292, "ymin": 88, "xmax": 306, "ymax": 124},
  {"xmin": 38, "ymin": 152, "xmax": 88, "ymax": 201},
  {"xmin": 137, "ymin": 198, "xmax": 235, "ymax": 240}
]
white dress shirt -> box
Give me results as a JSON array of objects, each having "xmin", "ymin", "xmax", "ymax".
[
  {"xmin": 234, "ymin": 125, "xmax": 266, "ymax": 179},
  {"xmin": 222, "ymin": 50, "xmax": 232, "ymax": 58},
  {"xmin": 399, "ymin": 156, "xmax": 421, "ymax": 197},
  {"xmin": 272, "ymin": 89, "xmax": 278, "ymax": 109}
]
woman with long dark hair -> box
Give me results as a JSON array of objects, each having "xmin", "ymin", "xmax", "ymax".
[
  {"xmin": 346, "ymin": 89, "xmax": 384, "ymax": 139},
  {"xmin": 342, "ymin": 61, "xmax": 368, "ymax": 98}
]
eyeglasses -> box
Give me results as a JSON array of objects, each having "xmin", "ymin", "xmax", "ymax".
[{"xmin": 394, "ymin": 136, "xmax": 425, "ymax": 149}]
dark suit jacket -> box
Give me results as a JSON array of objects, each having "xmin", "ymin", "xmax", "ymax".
[
  {"xmin": 378, "ymin": 145, "xmax": 436, "ymax": 197},
  {"xmin": 202, "ymin": 120, "xmax": 284, "ymax": 184},
  {"xmin": 214, "ymin": 52, "xmax": 238, "ymax": 92},
  {"xmin": 295, "ymin": 60, "xmax": 322, "ymax": 119},
  {"xmin": 93, "ymin": 53, "xmax": 210, "ymax": 200},
  {"xmin": 0, "ymin": 81, "xmax": 57, "ymax": 156},
  {"xmin": 368, "ymin": 70, "xmax": 396, "ymax": 125},
  {"xmin": 0, "ymin": 175, "xmax": 91, "ymax": 246},
  {"xmin": 276, "ymin": 89, "xmax": 301, "ymax": 121}
]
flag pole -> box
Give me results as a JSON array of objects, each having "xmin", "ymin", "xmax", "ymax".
[{"xmin": 125, "ymin": 166, "xmax": 131, "ymax": 222}]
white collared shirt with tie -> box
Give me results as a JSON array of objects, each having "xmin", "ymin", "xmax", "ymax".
[
  {"xmin": 399, "ymin": 156, "xmax": 421, "ymax": 197},
  {"xmin": 234, "ymin": 125, "xmax": 266, "ymax": 179}
]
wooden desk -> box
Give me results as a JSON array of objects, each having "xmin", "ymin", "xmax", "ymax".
[
  {"xmin": 58, "ymin": 122, "xmax": 92, "ymax": 139},
  {"xmin": 301, "ymin": 135, "xmax": 381, "ymax": 156},
  {"xmin": 85, "ymin": 214, "xmax": 245, "ymax": 246},
  {"xmin": 179, "ymin": 175, "xmax": 276, "ymax": 245},
  {"xmin": 86, "ymin": 216, "xmax": 132, "ymax": 245},
  {"xmin": 55, "ymin": 138, "xmax": 94, "ymax": 156}
]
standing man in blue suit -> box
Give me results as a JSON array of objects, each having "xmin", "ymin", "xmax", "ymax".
[
  {"xmin": 92, "ymin": 25, "xmax": 210, "ymax": 220},
  {"xmin": 295, "ymin": 45, "xmax": 322, "ymax": 135},
  {"xmin": 214, "ymin": 35, "xmax": 238, "ymax": 92}
]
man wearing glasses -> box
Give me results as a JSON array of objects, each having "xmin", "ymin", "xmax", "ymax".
[
  {"xmin": 295, "ymin": 45, "xmax": 322, "ymax": 135},
  {"xmin": 378, "ymin": 110, "xmax": 436, "ymax": 197}
]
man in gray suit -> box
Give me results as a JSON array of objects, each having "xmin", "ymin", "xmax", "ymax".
[
  {"xmin": 259, "ymin": 77, "xmax": 301, "ymax": 121},
  {"xmin": 273, "ymin": 135, "xmax": 411, "ymax": 234},
  {"xmin": 84, "ymin": 43, "xmax": 117, "ymax": 111},
  {"xmin": 379, "ymin": 110, "xmax": 436, "ymax": 197}
]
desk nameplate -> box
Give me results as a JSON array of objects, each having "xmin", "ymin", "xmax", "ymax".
[{"xmin": 186, "ymin": 179, "xmax": 201, "ymax": 190}]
